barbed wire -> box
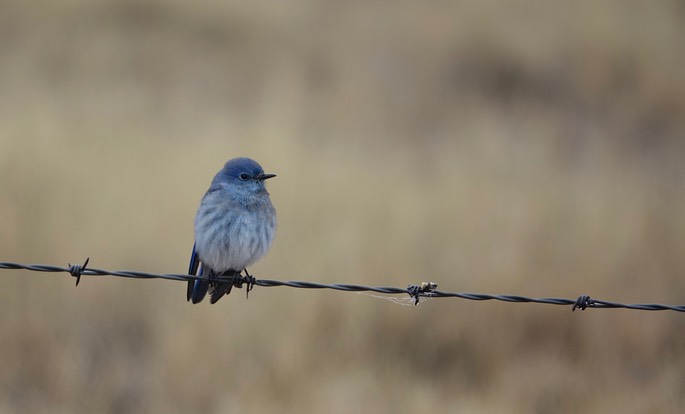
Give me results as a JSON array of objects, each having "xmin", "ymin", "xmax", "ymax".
[{"xmin": 1, "ymin": 259, "xmax": 684, "ymax": 312}]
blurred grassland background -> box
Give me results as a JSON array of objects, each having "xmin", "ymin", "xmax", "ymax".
[{"xmin": 1, "ymin": 0, "xmax": 685, "ymax": 413}]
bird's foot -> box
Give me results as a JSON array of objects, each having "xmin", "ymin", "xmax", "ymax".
[
  {"xmin": 242, "ymin": 268, "xmax": 256, "ymax": 298},
  {"xmin": 206, "ymin": 270, "xmax": 218, "ymax": 288}
]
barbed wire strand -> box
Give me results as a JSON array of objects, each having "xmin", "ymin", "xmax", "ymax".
[{"xmin": 1, "ymin": 259, "xmax": 684, "ymax": 312}]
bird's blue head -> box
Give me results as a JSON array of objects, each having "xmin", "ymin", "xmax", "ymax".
[{"xmin": 210, "ymin": 157, "xmax": 276, "ymax": 196}]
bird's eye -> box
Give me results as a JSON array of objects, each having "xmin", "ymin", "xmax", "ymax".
[{"xmin": 239, "ymin": 173, "xmax": 250, "ymax": 180}]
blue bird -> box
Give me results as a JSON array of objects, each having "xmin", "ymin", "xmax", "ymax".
[{"xmin": 188, "ymin": 157, "xmax": 277, "ymax": 304}]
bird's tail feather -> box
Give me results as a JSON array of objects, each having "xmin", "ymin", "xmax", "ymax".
[{"xmin": 209, "ymin": 269, "xmax": 239, "ymax": 304}]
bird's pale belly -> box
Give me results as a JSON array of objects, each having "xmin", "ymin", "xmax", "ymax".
[{"xmin": 195, "ymin": 204, "xmax": 276, "ymax": 273}]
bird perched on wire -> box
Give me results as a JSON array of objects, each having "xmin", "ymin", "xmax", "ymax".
[{"xmin": 187, "ymin": 157, "xmax": 277, "ymax": 304}]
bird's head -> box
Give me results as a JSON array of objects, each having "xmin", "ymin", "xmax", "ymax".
[{"xmin": 210, "ymin": 157, "xmax": 276, "ymax": 196}]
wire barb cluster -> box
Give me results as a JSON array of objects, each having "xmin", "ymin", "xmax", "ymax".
[{"xmin": 1, "ymin": 259, "xmax": 684, "ymax": 312}]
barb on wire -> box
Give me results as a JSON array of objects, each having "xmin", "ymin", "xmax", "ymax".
[
  {"xmin": 1, "ymin": 259, "xmax": 684, "ymax": 313},
  {"xmin": 68, "ymin": 257, "xmax": 89, "ymax": 287}
]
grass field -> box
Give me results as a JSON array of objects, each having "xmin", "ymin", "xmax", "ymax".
[{"xmin": 1, "ymin": 1, "xmax": 684, "ymax": 413}]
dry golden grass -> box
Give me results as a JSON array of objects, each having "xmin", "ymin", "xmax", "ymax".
[{"xmin": 1, "ymin": 1, "xmax": 685, "ymax": 413}]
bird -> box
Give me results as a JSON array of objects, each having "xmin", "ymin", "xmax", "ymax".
[{"xmin": 187, "ymin": 157, "xmax": 277, "ymax": 304}]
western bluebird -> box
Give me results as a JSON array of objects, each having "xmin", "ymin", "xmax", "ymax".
[{"xmin": 187, "ymin": 157, "xmax": 277, "ymax": 304}]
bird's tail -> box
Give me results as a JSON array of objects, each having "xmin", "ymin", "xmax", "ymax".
[{"xmin": 209, "ymin": 269, "xmax": 239, "ymax": 304}]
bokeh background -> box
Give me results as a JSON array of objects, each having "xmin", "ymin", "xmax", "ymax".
[{"xmin": 1, "ymin": 1, "xmax": 685, "ymax": 413}]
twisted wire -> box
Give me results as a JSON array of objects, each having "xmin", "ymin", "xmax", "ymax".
[{"xmin": 1, "ymin": 260, "xmax": 684, "ymax": 312}]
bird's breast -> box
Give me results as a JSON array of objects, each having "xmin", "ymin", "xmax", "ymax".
[{"xmin": 194, "ymin": 198, "xmax": 276, "ymax": 273}]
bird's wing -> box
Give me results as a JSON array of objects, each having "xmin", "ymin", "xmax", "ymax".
[{"xmin": 187, "ymin": 242, "xmax": 207, "ymax": 302}]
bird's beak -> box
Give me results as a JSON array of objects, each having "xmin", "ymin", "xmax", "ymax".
[{"xmin": 257, "ymin": 173, "xmax": 276, "ymax": 181}]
